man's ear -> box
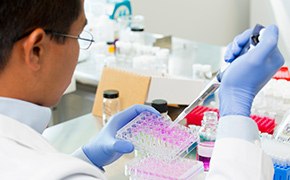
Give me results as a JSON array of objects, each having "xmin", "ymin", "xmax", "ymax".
[{"xmin": 22, "ymin": 28, "xmax": 47, "ymax": 71}]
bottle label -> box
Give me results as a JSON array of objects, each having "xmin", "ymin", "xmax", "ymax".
[{"xmin": 197, "ymin": 142, "xmax": 215, "ymax": 157}]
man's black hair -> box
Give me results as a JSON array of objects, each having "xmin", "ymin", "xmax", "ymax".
[{"xmin": 0, "ymin": 0, "xmax": 81, "ymax": 70}]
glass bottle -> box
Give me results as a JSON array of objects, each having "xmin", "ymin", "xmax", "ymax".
[
  {"xmin": 129, "ymin": 15, "xmax": 145, "ymax": 45},
  {"xmin": 151, "ymin": 99, "xmax": 172, "ymax": 121},
  {"xmin": 102, "ymin": 89, "xmax": 120, "ymax": 126},
  {"xmin": 197, "ymin": 111, "xmax": 218, "ymax": 171}
]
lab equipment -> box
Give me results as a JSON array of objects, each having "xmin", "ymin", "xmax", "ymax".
[
  {"xmin": 273, "ymin": 66, "xmax": 290, "ymax": 81},
  {"xmin": 91, "ymin": 15, "xmax": 116, "ymax": 42},
  {"xmin": 274, "ymin": 110, "xmax": 290, "ymax": 143},
  {"xmin": 199, "ymin": 112, "xmax": 218, "ymax": 142},
  {"xmin": 197, "ymin": 142, "xmax": 215, "ymax": 171},
  {"xmin": 116, "ymin": 111, "xmax": 198, "ymax": 160},
  {"xmin": 261, "ymin": 134, "xmax": 290, "ymax": 166},
  {"xmin": 238, "ymin": 24, "xmax": 264, "ymax": 55},
  {"xmin": 151, "ymin": 99, "xmax": 172, "ymax": 121},
  {"xmin": 156, "ymin": 48, "xmax": 170, "ymax": 74},
  {"xmin": 125, "ymin": 157, "xmax": 204, "ymax": 180},
  {"xmin": 115, "ymin": 40, "xmax": 170, "ymax": 74},
  {"xmin": 116, "ymin": 111, "xmax": 202, "ymax": 179},
  {"xmin": 83, "ymin": 105, "xmax": 159, "ymax": 169},
  {"xmin": 115, "ymin": 41, "xmax": 135, "ymax": 68},
  {"xmin": 106, "ymin": 42, "xmax": 115, "ymax": 55},
  {"xmin": 186, "ymin": 105, "xmax": 276, "ymax": 134},
  {"xmin": 131, "ymin": 15, "xmax": 145, "ymax": 32},
  {"xmin": 192, "ymin": 64, "xmax": 212, "ymax": 80},
  {"xmin": 261, "ymin": 134, "xmax": 290, "ymax": 180},
  {"xmin": 172, "ymin": 24, "xmax": 266, "ymax": 126},
  {"xmin": 223, "ymin": 24, "xmax": 264, "ymax": 63},
  {"xmin": 219, "ymin": 25, "xmax": 284, "ymax": 118},
  {"xmin": 197, "ymin": 111, "xmax": 218, "ymax": 171},
  {"xmin": 252, "ymin": 78, "xmax": 290, "ymax": 124},
  {"xmin": 108, "ymin": 0, "xmax": 132, "ymax": 20},
  {"xmin": 85, "ymin": 0, "xmax": 106, "ymax": 24},
  {"xmin": 171, "ymin": 79, "xmax": 220, "ymax": 127},
  {"xmin": 85, "ymin": 0, "xmax": 132, "ymax": 43},
  {"xmin": 135, "ymin": 100, "xmax": 172, "ymax": 158},
  {"xmin": 102, "ymin": 89, "xmax": 121, "ymax": 125},
  {"xmin": 129, "ymin": 15, "xmax": 146, "ymax": 44},
  {"xmin": 274, "ymin": 165, "xmax": 290, "ymax": 180},
  {"xmin": 251, "ymin": 115, "xmax": 276, "ymax": 134},
  {"xmin": 132, "ymin": 55, "xmax": 157, "ymax": 71},
  {"xmin": 185, "ymin": 106, "xmax": 219, "ymax": 126},
  {"xmin": 168, "ymin": 43, "xmax": 197, "ymax": 79}
]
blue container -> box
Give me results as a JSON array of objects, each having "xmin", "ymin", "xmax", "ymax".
[
  {"xmin": 274, "ymin": 164, "xmax": 290, "ymax": 180},
  {"xmin": 109, "ymin": 0, "xmax": 132, "ymax": 20}
]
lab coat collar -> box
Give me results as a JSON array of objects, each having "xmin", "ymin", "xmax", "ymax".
[{"xmin": 0, "ymin": 97, "xmax": 51, "ymax": 133}]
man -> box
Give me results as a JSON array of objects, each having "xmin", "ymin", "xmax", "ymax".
[
  {"xmin": 0, "ymin": 0, "xmax": 158, "ymax": 179},
  {"xmin": 0, "ymin": 0, "xmax": 285, "ymax": 179}
]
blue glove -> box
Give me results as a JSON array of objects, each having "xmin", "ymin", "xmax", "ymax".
[
  {"xmin": 219, "ymin": 25, "xmax": 284, "ymax": 117},
  {"xmin": 82, "ymin": 104, "xmax": 159, "ymax": 169}
]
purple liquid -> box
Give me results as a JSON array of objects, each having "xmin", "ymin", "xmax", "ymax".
[
  {"xmin": 197, "ymin": 141, "xmax": 215, "ymax": 171},
  {"xmin": 197, "ymin": 155, "xmax": 211, "ymax": 171}
]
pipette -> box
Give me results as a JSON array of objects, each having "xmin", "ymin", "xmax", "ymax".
[
  {"xmin": 171, "ymin": 24, "xmax": 264, "ymax": 127},
  {"xmin": 170, "ymin": 69, "xmax": 224, "ymax": 127}
]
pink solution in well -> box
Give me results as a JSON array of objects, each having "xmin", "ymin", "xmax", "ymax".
[
  {"xmin": 197, "ymin": 141, "xmax": 215, "ymax": 171},
  {"xmin": 116, "ymin": 111, "xmax": 198, "ymax": 159}
]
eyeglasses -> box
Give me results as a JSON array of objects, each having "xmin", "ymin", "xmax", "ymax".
[
  {"xmin": 45, "ymin": 30, "xmax": 95, "ymax": 50},
  {"xmin": 14, "ymin": 29, "xmax": 95, "ymax": 50}
]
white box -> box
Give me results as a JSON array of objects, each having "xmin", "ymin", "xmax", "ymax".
[{"xmin": 146, "ymin": 76, "xmax": 208, "ymax": 105}]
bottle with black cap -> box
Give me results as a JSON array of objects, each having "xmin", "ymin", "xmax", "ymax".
[
  {"xmin": 129, "ymin": 15, "xmax": 145, "ymax": 45},
  {"xmin": 103, "ymin": 89, "xmax": 120, "ymax": 126},
  {"xmin": 151, "ymin": 99, "xmax": 172, "ymax": 121}
]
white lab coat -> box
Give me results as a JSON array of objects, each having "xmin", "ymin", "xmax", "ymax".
[
  {"xmin": 0, "ymin": 114, "xmax": 106, "ymax": 180},
  {"xmin": 206, "ymin": 115, "xmax": 275, "ymax": 180},
  {"xmin": 207, "ymin": 138, "xmax": 274, "ymax": 180}
]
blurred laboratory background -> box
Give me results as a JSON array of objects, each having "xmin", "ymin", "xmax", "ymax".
[
  {"xmin": 130, "ymin": 0, "xmax": 290, "ymax": 62},
  {"xmin": 51, "ymin": 0, "xmax": 290, "ymax": 125}
]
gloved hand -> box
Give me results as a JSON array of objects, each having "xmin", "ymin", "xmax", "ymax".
[
  {"xmin": 82, "ymin": 104, "xmax": 159, "ymax": 170},
  {"xmin": 219, "ymin": 25, "xmax": 284, "ymax": 117}
]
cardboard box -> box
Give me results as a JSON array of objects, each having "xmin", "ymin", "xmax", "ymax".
[
  {"xmin": 92, "ymin": 66, "xmax": 208, "ymax": 117},
  {"xmin": 92, "ymin": 67, "xmax": 151, "ymax": 117}
]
